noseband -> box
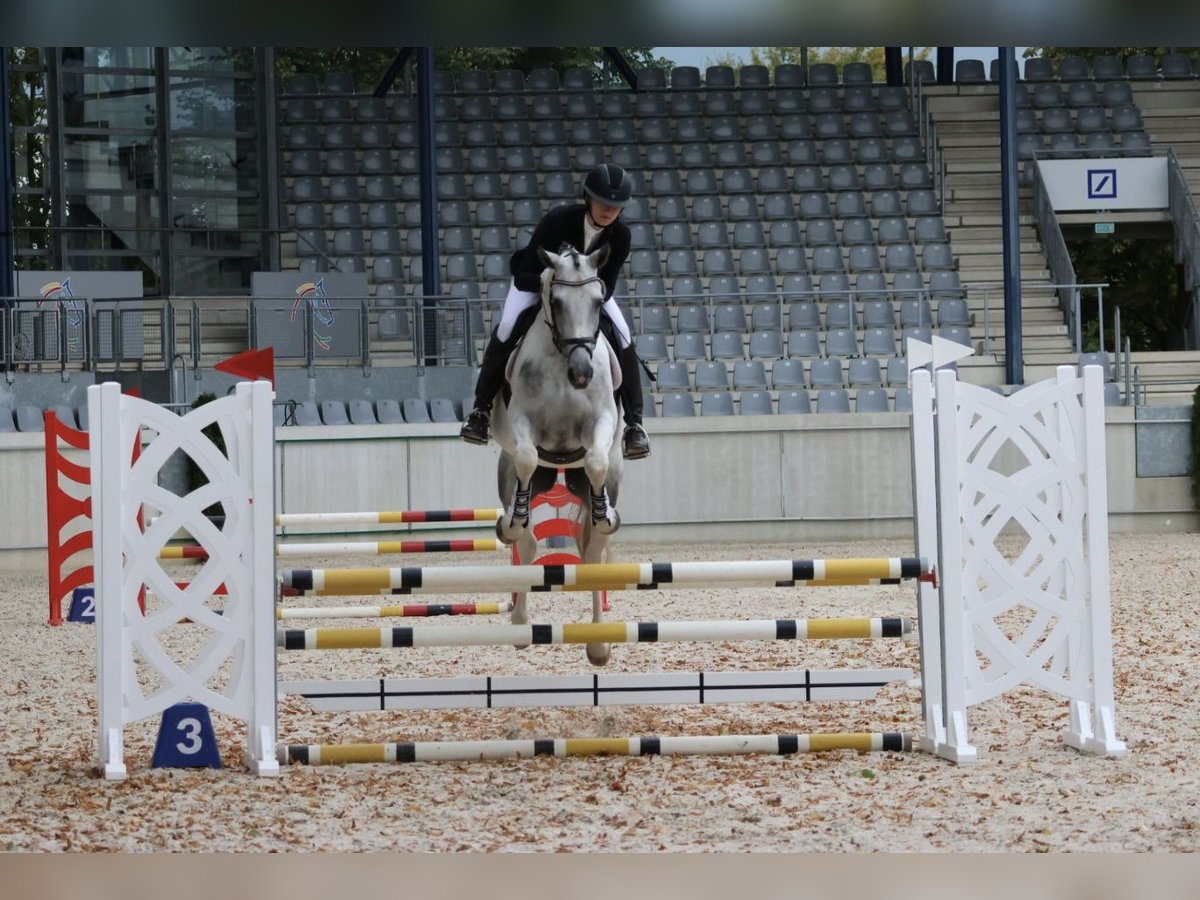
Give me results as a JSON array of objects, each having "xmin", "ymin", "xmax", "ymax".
[{"xmin": 545, "ymin": 275, "xmax": 604, "ymax": 358}]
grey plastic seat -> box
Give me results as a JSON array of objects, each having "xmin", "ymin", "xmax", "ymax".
[
  {"xmin": 747, "ymin": 330, "xmax": 783, "ymax": 360},
  {"xmin": 899, "ymin": 298, "xmax": 934, "ymax": 328},
  {"xmin": 1040, "ymin": 107, "xmax": 1074, "ymax": 134},
  {"xmin": 292, "ymin": 401, "xmax": 322, "ymax": 426},
  {"xmin": 399, "ymin": 399, "xmax": 430, "ymax": 424},
  {"xmin": 824, "ymin": 328, "xmax": 859, "ymax": 359},
  {"xmin": 939, "ymin": 325, "xmax": 973, "ymax": 349},
  {"xmin": 891, "ymin": 271, "xmax": 926, "ymax": 303},
  {"xmin": 929, "ymin": 270, "xmax": 964, "ymax": 298},
  {"xmin": 772, "ymin": 248, "xmax": 805, "ymax": 277},
  {"xmin": 736, "ymin": 391, "xmax": 772, "ymax": 416},
  {"xmin": 1111, "ymin": 105, "xmax": 1144, "ymax": 132},
  {"xmin": 1126, "ymin": 54, "xmax": 1158, "ymax": 79},
  {"xmin": 814, "ymin": 113, "xmax": 846, "ymax": 139},
  {"xmin": 849, "ymin": 112, "xmax": 881, "ymax": 138},
  {"xmin": 848, "ymin": 245, "xmax": 883, "ymax": 273},
  {"xmin": 1085, "ymin": 132, "xmax": 1117, "ymax": 155},
  {"xmin": 841, "ymin": 217, "xmax": 875, "ymax": 247},
  {"xmin": 1162, "ymin": 53, "xmax": 1194, "ymax": 79},
  {"xmin": 693, "ymin": 361, "xmax": 729, "ymax": 390},
  {"xmin": 920, "ymin": 242, "xmax": 955, "ymax": 272},
  {"xmin": 737, "ymin": 247, "xmax": 772, "ymax": 277},
  {"xmin": 821, "ymin": 139, "xmax": 854, "ymax": 166},
  {"xmin": 778, "ymin": 389, "xmax": 812, "ymax": 414},
  {"xmin": 656, "ymin": 361, "xmax": 692, "ymax": 391},
  {"xmin": 847, "ymin": 356, "xmax": 884, "ymax": 387},
  {"xmin": 1101, "ymin": 81, "xmax": 1133, "ymax": 107},
  {"xmin": 883, "ymin": 241, "xmax": 916, "ymax": 273},
  {"xmin": 778, "ymin": 113, "xmax": 813, "ymax": 139},
  {"xmin": 673, "ymin": 116, "xmax": 707, "ymax": 142},
  {"xmin": 862, "ymin": 327, "xmax": 897, "ymax": 357},
  {"xmin": 936, "ymin": 298, "xmax": 973, "ymax": 328},
  {"xmin": 1078, "ymin": 351, "xmax": 1113, "ymax": 381},
  {"xmin": 749, "ymin": 303, "xmax": 781, "ymax": 331},
  {"xmin": 816, "ymin": 388, "xmax": 852, "ymax": 414},
  {"xmin": 956, "ymin": 59, "xmax": 987, "ymax": 84},
  {"xmin": 638, "ymin": 304, "xmax": 673, "ymax": 335},
  {"xmin": 780, "ymin": 274, "xmax": 816, "ymax": 301},
  {"xmin": 855, "ymin": 387, "xmax": 890, "ymax": 413},
  {"xmin": 661, "ymin": 392, "xmax": 696, "ymax": 418},
  {"xmin": 669, "ymin": 276, "xmax": 704, "ymax": 304},
  {"xmin": 906, "ymin": 190, "xmax": 940, "ymax": 217},
  {"xmin": 809, "ymin": 356, "xmax": 844, "ymax": 387},
  {"xmin": 886, "ymin": 357, "xmax": 910, "ymax": 387},
  {"xmin": 727, "ymin": 221, "xmax": 764, "ymax": 250},
  {"xmin": 709, "ymin": 331, "xmax": 744, "ymax": 361},
  {"xmin": 791, "ymin": 166, "xmax": 823, "ymax": 194},
  {"xmin": 766, "ymin": 358, "xmax": 801, "ymax": 389},
  {"xmin": 699, "ymin": 248, "xmax": 733, "ymax": 277},
  {"xmin": 700, "ymin": 392, "xmax": 735, "ymax": 417},
  {"xmin": 825, "ymin": 299, "xmax": 858, "ymax": 330},
  {"xmin": 670, "ymin": 331, "xmax": 705, "ymax": 361},
  {"xmin": 805, "ymin": 218, "xmax": 838, "ymax": 246},
  {"xmin": 787, "ymin": 331, "xmax": 825, "ymax": 360},
  {"xmin": 635, "ymin": 333, "xmax": 669, "ymax": 362},
  {"xmin": 811, "ymin": 246, "xmax": 845, "ymax": 276},
  {"xmin": 373, "ymin": 399, "xmax": 404, "ymax": 425},
  {"xmin": 1092, "ymin": 55, "xmax": 1124, "ymax": 80},
  {"xmin": 14, "ymin": 405, "xmax": 44, "ymax": 432},
  {"xmin": 319, "ymin": 400, "xmax": 350, "ymax": 426},
  {"xmin": 1119, "ymin": 131, "xmax": 1153, "ymax": 156},
  {"xmin": 687, "ymin": 169, "xmax": 720, "ymax": 195},
  {"xmin": 913, "ymin": 216, "xmax": 947, "ymax": 244}
]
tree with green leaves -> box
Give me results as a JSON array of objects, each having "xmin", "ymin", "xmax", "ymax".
[{"xmin": 274, "ymin": 47, "xmax": 675, "ymax": 92}]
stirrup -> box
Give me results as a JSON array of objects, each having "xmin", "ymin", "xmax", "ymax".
[
  {"xmin": 460, "ymin": 409, "xmax": 490, "ymax": 445},
  {"xmin": 622, "ymin": 424, "xmax": 650, "ymax": 460}
]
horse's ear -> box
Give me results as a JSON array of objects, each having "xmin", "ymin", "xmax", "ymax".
[
  {"xmin": 538, "ymin": 246, "xmax": 559, "ymax": 268},
  {"xmin": 588, "ymin": 243, "xmax": 610, "ymax": 271}
]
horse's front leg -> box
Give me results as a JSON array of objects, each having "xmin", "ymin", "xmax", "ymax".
[
  {"xmin": 583, "ymin": 418, "xmax": 620, "ymax": 536},
  {"xmin": 497, "ymin": 436, "xmax": 539, "ymax": 545}
]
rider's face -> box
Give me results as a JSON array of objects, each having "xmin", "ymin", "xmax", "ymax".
[{"xmin": 587, "ymin": 199, "xmax": 622, "ymax": 227}]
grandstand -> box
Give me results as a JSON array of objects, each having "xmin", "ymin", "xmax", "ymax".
[{"xmin": 2, "ymin": 47, "xmax": 1198, "ymax": 554}]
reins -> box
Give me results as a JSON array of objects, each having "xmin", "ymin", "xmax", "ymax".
[{"xmin": 544, "ymin": 275, "xmax": 604, "ymax": 359}]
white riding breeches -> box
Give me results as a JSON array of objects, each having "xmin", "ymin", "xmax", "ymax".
[{"xmin": 494, "ymin": 280, "xmax": 631, "ymax": 349}]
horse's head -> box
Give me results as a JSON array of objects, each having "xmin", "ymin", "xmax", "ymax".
[{"xmin": 538, "ymin": 244, "xmax": 611, "ymax": 390}]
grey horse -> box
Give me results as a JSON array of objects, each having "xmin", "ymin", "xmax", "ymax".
[{"xmin": 489, "ymin": 244, "xmax": 623, "ymax": 665}]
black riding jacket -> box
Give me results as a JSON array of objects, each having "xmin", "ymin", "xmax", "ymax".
[{"xmin": 510, "ymin": 203, "xmax": 631, "ymax": 301}]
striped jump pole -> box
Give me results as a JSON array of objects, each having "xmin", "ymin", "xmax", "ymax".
[
  {"xmin": 279, "ymin": 557, "xmax": 933, "ymax": 597},
  {"xmin": 275, "ymin": 508, "xmax": 503, "ymax": 528},
  {"xmin": 278, "ymin": 616, "xmax": 913, "ymax": 650},
  {"xmin": 160, "ymin": 538, "xmax": 502, "ymax": 561},
  {"xmin": 279, "ymin": 732, "xmax": 913, "ymax": 765},
  {"xmin": 277, "ymin": 600, "xmax": 512, "ymax": 620},
  {"xmin": 281, "ymin": 667, "xmax": 913, "ymax": 711}
]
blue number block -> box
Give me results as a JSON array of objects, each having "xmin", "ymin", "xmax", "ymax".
[
  {"xmin": 67, "ymin": 588, "xmax": 96, "ymax": 623},
  {"xmin": 152, "ymin": 702, "xmax": 223, "ymax": 770}
]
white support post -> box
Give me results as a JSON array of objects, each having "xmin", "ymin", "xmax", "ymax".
[{"xmin": 92, "ymin": 380, "xmax": 279, "ymax": 779}]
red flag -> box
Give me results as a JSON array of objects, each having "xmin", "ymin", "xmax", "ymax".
[{"xmin": 214, "ymin": 347, "xmax": 275, "ymax": 389}]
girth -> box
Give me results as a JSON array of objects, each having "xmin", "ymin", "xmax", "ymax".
[{"xmin": 535, "ymin": 445, "xmax": 588, "ymax": 465}]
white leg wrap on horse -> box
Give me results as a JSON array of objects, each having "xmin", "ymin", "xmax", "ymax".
[
  {"xmin": 510, "ymin": 483, "xmax": 532, "ymax": 526},
  {"xmin": 496, "ymin": 282, "xmax": 541, "ymax": 342},
  {"xmin": 600, "ymin": 296, "xmax": 632, "ymax": 348}
]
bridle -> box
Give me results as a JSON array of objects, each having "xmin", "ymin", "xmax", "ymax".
[{"xmin": 543, "ymin": 274, "xmax": 604, "ymax": 359}]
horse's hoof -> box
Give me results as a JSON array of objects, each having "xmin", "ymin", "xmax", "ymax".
[
  {"xmin": 586, "ymin": 642, "xmax": 611, "ymax": 667},
  {"xmin": 495, "ymin": 518, "xmax": 527, "ymax": 544},
  {"xmin": 593, "ymin": 509, "xmax": 621, "ymax": 535},
  {"xmin": 513, "ymin": 643, "xmax": 530, "ymax": 651}
]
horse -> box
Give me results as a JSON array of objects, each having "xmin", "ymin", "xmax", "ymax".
[{"xmin": 489, "ymin": 244, "xmax": 623, "ymax": 666}]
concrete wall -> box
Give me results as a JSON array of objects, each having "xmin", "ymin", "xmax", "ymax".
[{"xmin": 6, "ymin": 405, "xmax": 1195, "ymax": 569}]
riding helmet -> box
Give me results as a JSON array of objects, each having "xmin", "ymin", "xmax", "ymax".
[{"xmin": 582, "ymin": 163, "xmax": 633, "ymax": 208}]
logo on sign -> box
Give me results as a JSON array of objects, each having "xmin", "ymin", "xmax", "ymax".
[{"xmin": 1087, "ymin": 169, "xmax": 1117, "ymax": 200}]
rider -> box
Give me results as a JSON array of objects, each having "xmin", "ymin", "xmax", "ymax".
[{"xmin": 459, "ymin": 162, "xmax": 651, "ymax": 460}]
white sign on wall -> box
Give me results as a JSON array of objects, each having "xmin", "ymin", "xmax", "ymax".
[{"xmin": 1037, "ymin": 157, "xmax": 1168, "ymax": 211}]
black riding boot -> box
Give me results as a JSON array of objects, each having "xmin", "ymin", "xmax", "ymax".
[
  {"xmin": 460, "ymin": 330, "xmax": 514, "ymax": 445},
  {"xmin": 461, "ymin": 305, "xmax": 540, "ymax": 445},
  {"xmin": 616, "ymin": 343, "xmax": 651, "ymax": 460}
]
